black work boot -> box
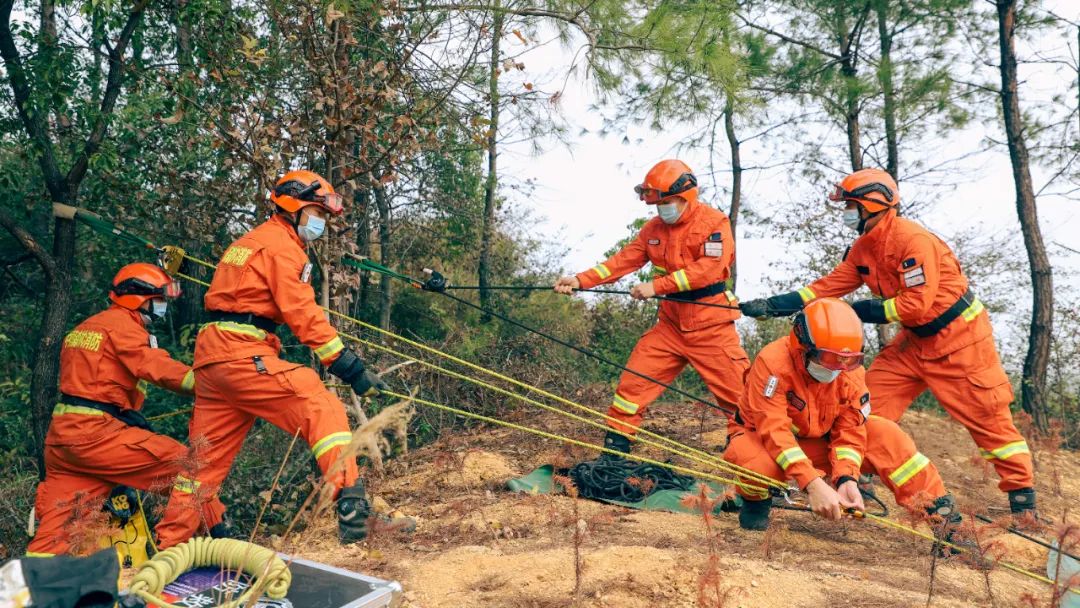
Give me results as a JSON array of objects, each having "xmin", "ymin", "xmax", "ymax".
[
  {"xmin": 601, "ymin": 430, "xmax": 631, "ymax": 461},
  {"xmin": 337, "ymin": 481, "xmax": 372, "ymax": 544},
  {"xmin": 738, "ymin": 498, "xmax": 772, "ymax": 531},
  {"xmin": 1008, "ymin": 488, "xmax": 1037, "ymax": 516},
  {"xmin": 926, "ymin": 495, "xmax": 971, "ymax": 558},
  {"xmin": 209, "ymin": 518, "xmax": 237, "ymax": 540}
]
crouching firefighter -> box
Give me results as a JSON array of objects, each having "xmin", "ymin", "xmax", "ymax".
[
  {"xmin": 739, "ymin": 169, "xmax": 1036, "ymax": 516},
  {"xmin": 725, "ymin": 298, "xmax": 962, "ymax": 535},
  {"xmin": 156, "ymin": 170, "xmax": 399, "ymax": 548},
  {"xmin": 28, "ymin": 263, "xmax": 227, "ymax": 557},
  {"xmin": 553, "ymin": 160, "xmax": 749, "ymax": 457}
]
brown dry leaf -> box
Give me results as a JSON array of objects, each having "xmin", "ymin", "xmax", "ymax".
[{"xmin": 325, "ymin": 3, "xmax": 345, "ymax": 25}]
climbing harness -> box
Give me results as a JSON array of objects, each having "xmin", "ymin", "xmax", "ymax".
[
  {"xmin": 123, "ymin": 537, "xmax": 291, "ymax": 608},
  {"xmin": 64, "ymin": 205, "xmax": 1080, "ymax": 598},
  {"xmin": 343, "ymin": 257, "xmax": 737, "ymax": 416}
]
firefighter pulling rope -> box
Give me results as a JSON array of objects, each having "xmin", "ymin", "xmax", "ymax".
[{"xmin": 58, "ymin": 203, "xmax": 1079, "ymax": 598}]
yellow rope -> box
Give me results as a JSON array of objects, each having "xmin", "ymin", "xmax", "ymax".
[{"xmin": 174, "ymin": 267, "xmax": 785, "ymax": 491}]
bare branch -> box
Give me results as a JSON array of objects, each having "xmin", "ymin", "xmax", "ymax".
[{"xmin": 0, "ymin": 211, "xmax": 56, "ymax": 280}]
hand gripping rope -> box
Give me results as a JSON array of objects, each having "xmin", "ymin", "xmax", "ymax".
[{"xmin": 62, "ymin": 205, "xmax": 1079, "ymax": 598}]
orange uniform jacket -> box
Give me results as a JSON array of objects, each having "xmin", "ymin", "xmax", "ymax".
[
  {"xmin": 797, "ymin": 212, "xmax": 987, "ymax": 359},
  {"xmin": 575, "ymin": 199, "xmax": 739, "ymax": 332},
  {"xmin": 196, "ymin": 214, "xmax": 345, "ymax": 368},
  {"xmin": 736, "ymin": 338, "xmax": 869, "ymax": 490},
  {"xmin": 59, "ymin": 306, "xmax": 194, "ymax": 412}
]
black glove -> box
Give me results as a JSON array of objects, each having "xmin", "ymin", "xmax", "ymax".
[
  {"xmin": 328, "ymin": 349, "xmax": 387, "ymax": 397},
  {"xmin": 851, "ymin": 299, "xmax": 888, "ymax": 324},
  {"xmin": 740, "ymin": 291, "xmax": 805, "ymax": 318}
]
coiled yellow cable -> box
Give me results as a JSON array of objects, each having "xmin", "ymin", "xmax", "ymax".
[{"xmin": 126, "ymin": 537, "xmax": 291, "ymax": 608}]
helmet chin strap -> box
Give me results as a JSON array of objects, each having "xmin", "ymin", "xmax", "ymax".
[{"xmin": 857, "ymin": 204, "xmax": 883, "ymax": 234}]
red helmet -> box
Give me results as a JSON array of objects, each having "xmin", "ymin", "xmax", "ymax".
[
  {"xmin": 634, "ymin": 160, "xmax": 698, "ymax": 204},
  {"xmin": 109, "ymin": 263, "xmax": 181, "ymax": 310},
  {"xmin": 828, "ymin": 168, "xmax": 899, "ymax": 213},
  {"xmin": 790, "ymin": 297, "xmax": 864, "ymax": 371},
  {"xmin": 270, "ymin": 169, "xmax": 344, "ymax": 216}
]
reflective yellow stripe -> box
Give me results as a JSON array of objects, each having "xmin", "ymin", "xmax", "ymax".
[
  {"xmin": 980, "ymin": 440, "xmax": 1030, "ymax": 461},
  {"xmin": 137, "ymin": 380, "xmax": 149, "ymax": 396},
  {"xmin": 25, "ymin": 551, "xmax": 55, "ymax": 558},
  {"xmin": 52, "ymin": 403, "xmax": 105, "ymax": 417},
  {"xmin": 888, "ymin": 452, "xmax": 930, "ymax": 487},
  {"xmin": 312, "ymin": 431, "xmax": 353, "ymax": 459},
  {"xmin": 725, "ymin": 290, "xmax": 739, "ymax": 304},
  {"xmin": 883, "ymin": 298, "xmax": 901, "ymax": 323},
  {"xmin": 652, "ymin": 264, "xmax": 668, "ymax": 276},
  {"xmin": 592, "ymin": 264, "xmax": 612, "ymax": 280},
  {"xmin": 672, "ymin": 269, "xmax": 691, "ymax": 292},
  {"xmin": 789, "ymin": 424, "xmax": 800, "ymax": 436},
  {"xmin": 201, "ymin": 321, "xmax": 267, "ymax": 340},
  {"xmin": 835, "ymin": 447, "xmax": 863, "ymax": 467},
  {"xmin": 775, "ymin": 446, "xmax": 808, "ymax": 471},
  {"xmin": 961, "ymin": 298, "xmax": 985, "ymax": 322},
  {"xmin": 611, "ymin": 394, "xmax": 640, "ymax": 415},
  {"xmin": 173, "ymin": 475, "xmax": 200, "ymax": 495},
  {"xmin": 180, "ymin": 370, "xmax": 196, "ymax": 392},
  {"xmin": 314, "ymin": 336, "xmax": 345, "ymax": 362},
  {"xmin": 797, "ymin": 287, "xmax": 816, "ymax": 303}
]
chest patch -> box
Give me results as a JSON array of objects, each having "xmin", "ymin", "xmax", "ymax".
[
  {"xmin": 786, "ymin": 390, "xmax": 806, "ymax": 412},
  {"xmin": 704, "ymin": 241, "xmax": 723, "ymax": 257},
  {"xmin": 856, "ymin": 265, "xmax": 870, "ymax": 275},
  {"xmin": 763, "ymin": 376, "xmax": 778, "ymax": 398},
  {"xmin": 221, "ymin": 246, "xmax": 254, "ymax": 267},
  {"xmin": 903, "ymin": 265, "xmax": 925, "ymax": 287},
  {"xmin": 148, "ymin": 334, "xmax": 159, "ymax": 349},
  {"xmin": 64, "ymin": 330, "xmax": 104, "ymax": 352},
  {"xmin": 902, "ymin": 257, "xmax": 917, "ymax": 269},
  {"xmin": 860, "ymin": 393, "xmax": 872, "ymax": 420},
  {"xmin": 648, "ymin": 239, "xmax": 661, "ymax": 245},
  {"xmin": 300, "ymin": 262, "xmax": 313, "ymax": 284}
]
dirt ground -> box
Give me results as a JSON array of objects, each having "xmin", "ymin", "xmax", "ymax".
[{"xmin": 280, "ymin": 405, "xmax": 1080, "ymax": 608}]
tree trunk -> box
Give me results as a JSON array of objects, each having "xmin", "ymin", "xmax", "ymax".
[
  {"xmin": 875, "ymin": 0, "xmax": 899, "ymax": 180},
  {"xmin": 996, "ymin": 0, "xmax": 1053, "ymax": 431},
  {"xmin": 373, "ymin": 183, "xmax": 392, "ymax": 332},
  {"xmin": 477, "ymin": 3, "xmax": 502, "ymax": 319},
  {"xmin": 355, "ymin": 186, "xmax": 372, "ymax": 318},
  {"xmin": 722, "ymin": 95, "xmax": 742, "ymax": 291}
]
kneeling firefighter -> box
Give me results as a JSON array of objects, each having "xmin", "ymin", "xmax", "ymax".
[
  {"xmin": 553, "ymin": 160, "xmax": 749, "ymax": 456},
  {"xmin": 725, "ymin": 298, "xmax": 961, "ymax": 532},
  {"xmin": 28, "ymin": 263, "xmax": 227, "ymax": 557},
  {"xmin": 156, "ymin": 170, "xmax": 398, "ymax": 548}
]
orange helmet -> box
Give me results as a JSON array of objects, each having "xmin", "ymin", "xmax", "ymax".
[
  {"xmin": 828, "ymin": 168, "xmax": 899, "ymax": 213},
  {"xmin": 635, "ymin": 160, "xmax": 698, "ymax": 204},
  {"xmin": 790, "ymin": 297, "xmax": 864, "ymax": 371},
  {"xmin": 270, "ymin": 170, "xmax": 344, "ymax": 216},
  {"xmin": 109, "ymin": 263, "xmax": 181, "ymax": 310}
]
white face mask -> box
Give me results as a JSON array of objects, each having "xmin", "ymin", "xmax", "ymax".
[
  {"xmin": 298, "ymin": 213, "xmax": 326, "ymax": 242},
  {"xmin": 842, "ymin": 209, "xmax": 862, "ymax": 232},
  {"xmin": 657, "ymin": 202, "xmax": 683, "ymax": 224},
  {"xmin": 806, "ymin": 359, "xmax": 840, "ymax": 383},
  {"xmin": 143, "ymin": 299, "xmax": 167, "ymax": 323}
]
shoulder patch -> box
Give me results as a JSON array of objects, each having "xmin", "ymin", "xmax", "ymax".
[
  {"xmin": 63, "ymin": 330, "xmax": 104, "ymax": 352},
  {"xmin": 148, "ymin": 334, "xmax": 159, "ymax": 349},
  {"xmin": 300, "ymin": 262, "xmax": 313, "ymax": 284},
  {"xmin": 221, "ymin": 246, "xmax": 254, "ymax": 267},
  {"xmin": 708, "ymin": 232, "xmax": 723, "ymax": 242},
  {"xmin": 841, "ymin": 246, "xmax": 851, "ymax": 261},
  {"xmin": 763, "ymin": 375, "xmax": 778, "ymax": 398},
  {"xmin": 786, "ymin": 390, "xmax": 806, "ymax": 412},
  {"xmin": 648, "ymin": 238, "xmax": 661, "ymax": 246},
  {"xmin": 856, "ymin": 265, "xmax": 870, "ymax": 275},
  {"xmin": 902, "ymin": 266, "xmax": 925, "ymax": 287},
  {"xmin": 860, "ymin": 393, "xmax": 871, "ymax": 420},
  {"xmin": 704, "ymin": 240, "xmax": 723, "ymax": 257},
  {"xmin": 902, "ymin": 257, "xmax": 917, "ymax": 269}
]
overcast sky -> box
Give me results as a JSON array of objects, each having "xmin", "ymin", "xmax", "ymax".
[{"xmin": 495, "ymin": 4, "xmax": 1080, "ymax": 306}]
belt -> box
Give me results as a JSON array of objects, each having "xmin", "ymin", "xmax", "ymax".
[
  {"xmin": 205, "ymin": 310, "xmax": 279, "ymax": 334},
  {"xmin": 57, "ymin": 393, "xmax": 152, "ymax": 431},
  {"xmin": 904, "ymin": 288, "xmax": 978, "ymax": 338},
  {"xmin": 666, "ymin": 281, "xmax": 729, "ymax": 302}
]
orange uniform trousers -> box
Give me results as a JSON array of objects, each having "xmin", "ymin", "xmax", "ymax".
[
  {"xmin": 866, "ymin": 333, "xmax": 1033, "ymax": 492},
  {"xmin": 607, "ymin": 319, "xmax": 749, "ymax": 434},
  {"xmin": 27, "ymin": 412, "xmax": 225, "ymax": 556},
  {"xmin": 155, "ymin": 356, "xmax": 358, "ymax": 548},
  {"xmin": 725, "ymin": 416, "xmax": 946, "ymax": 507}
]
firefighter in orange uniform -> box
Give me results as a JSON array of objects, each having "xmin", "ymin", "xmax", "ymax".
[
  {"xmin": 740, "ymin": 169, "xmax": 1036, "ymax": 515},
  {"xmin": 156, "ymin": 170, "xmax": 388, "ymax": 548},
  {"xmin": 554, "ymin": 160, "xmax": 748, "ymax": 455},
  {"xmin": 726, "ymin": 298, "xmax": 960, "ymax": 531},
  {"xmin": 27, "ymin": 263, "xmax": 226, "ymax": 556}
]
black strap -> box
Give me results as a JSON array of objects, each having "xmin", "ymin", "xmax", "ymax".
[
  {"xmin": 205, "ymin": 310, "xmax": 279, "ymax": 334},
  {"xmin": 59, "ymin": 393, "xmax": 152, "ymax": 431},
  {"xmin": 665, "ymin": 280, "xmax": 729, "ymax": 302},
  {"xmin": 904, "ymin": 288, "xmax": 975, "ymax": 338}
]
